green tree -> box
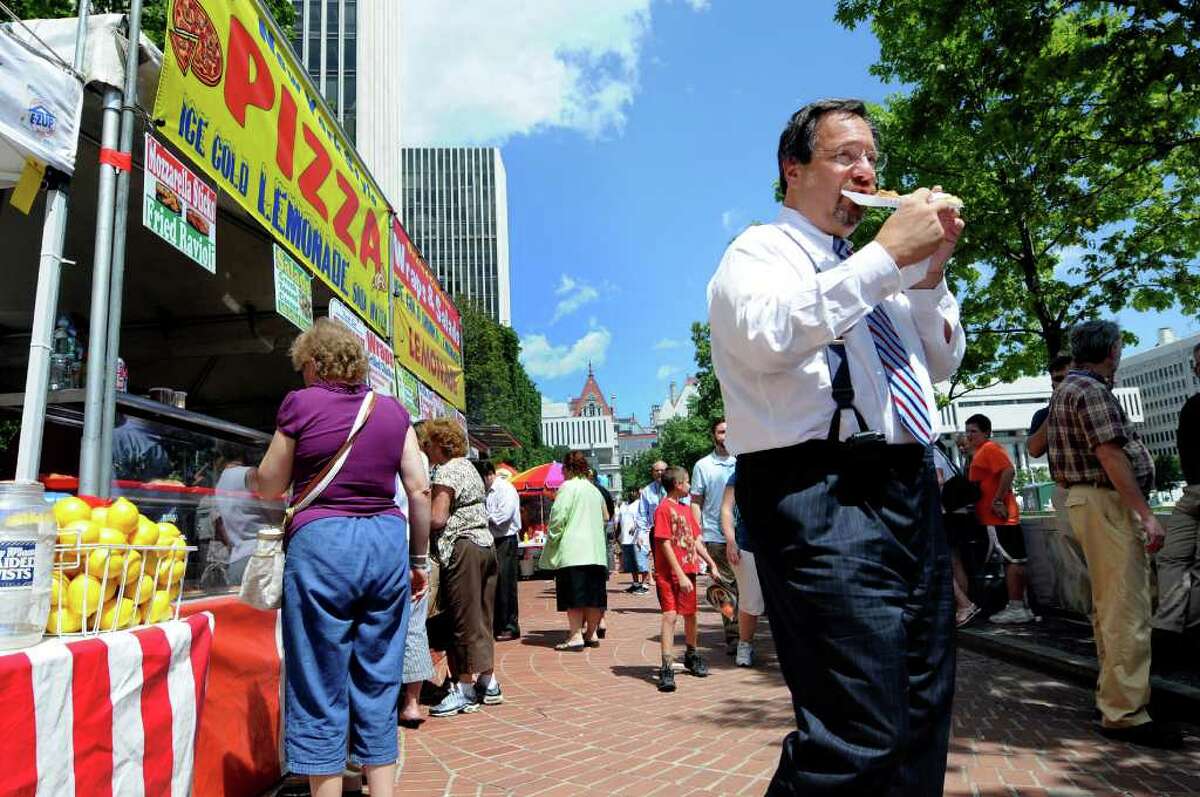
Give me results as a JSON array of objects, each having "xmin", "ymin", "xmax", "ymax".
[
  {"xmin": 457, "ymin": 298, "xmax": 550, "ymax": 469},
  {"xmin": 7, "ymin": 0, "xmax": 296, "ymax": 48},
  {"xmin": 620, "ymin": 447, "xmax": 660, "ymax": 495},
  {"xmin": 688, "ymin": 321, "xmax": 724, "ymax": 422},
  {"xmin": 832, "ymin": 1, "xmax": 1200, "ymax": 396},
  {"xmin": 1154, "ymin": 453, "xmax": 1183, "ymax": 491}
]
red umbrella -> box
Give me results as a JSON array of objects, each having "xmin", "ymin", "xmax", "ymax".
[{"xmin": 511, "ymin": 462, "xmax": 564, "ymax": 491}]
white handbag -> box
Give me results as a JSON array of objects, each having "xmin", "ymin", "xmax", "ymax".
[{"xmin": 239, "ymin": 391, "xmax": 377, "ymax": 610}]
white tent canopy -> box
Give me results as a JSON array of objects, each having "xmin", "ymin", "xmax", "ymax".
[{"xmin": 0, "ymin": 13, "xmax": 161, "ymax": 187}]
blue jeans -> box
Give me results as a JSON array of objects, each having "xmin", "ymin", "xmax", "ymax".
[
  {"xmin": 737, "ymin": 443, "xmax": 955, "ymax": 796},
  {"xmin": 281, "ymin": 514, "xmax": 410, "ymax": 775}
]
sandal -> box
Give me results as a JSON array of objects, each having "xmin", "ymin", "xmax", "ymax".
[
  {"xmin": 955, "ymin": 604, "xmax": 981, "ymax": 629},
  {"xmin": 597, "ymin": 626, "xmax": 607, "ymax": 640},
  {"xmin": 555, "ymin": 640, "xmax": 585, "ymax": 651}
]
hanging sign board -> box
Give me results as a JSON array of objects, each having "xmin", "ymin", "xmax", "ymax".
[
  {"xmin": 391, "ymin": 219, "xmax": 464, "ymax": 409},
  {"xmin": 0, "ymin": 25, "xmax": 84, "ymax": 185},
  {"xmin": 153, "ymin": 0, "xmax": 390, "ymax": 333},
  {"xmin": 272, "ymin": 244, "xmax": 312, "ymax": 330},
  {"xmin": 143, "ymin": 134, "xmax": 218, "ymax": 273},
  {"xmin": 328, "ymin": 298, "xmax": 395, "ymax": 396}
]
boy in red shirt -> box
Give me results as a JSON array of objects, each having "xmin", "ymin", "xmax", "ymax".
[
  {"xmin": 653, "ymin": 466, "xmax": 722, "ymax": 692},
  {"xmin": 965, "ymin": 413, "xmax": 1033, "ymax": 624}
]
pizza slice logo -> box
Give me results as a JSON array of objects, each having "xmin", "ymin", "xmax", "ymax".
[{"xmin": 169, "ymin": 0, "xmax": 223, "ymax": 87}]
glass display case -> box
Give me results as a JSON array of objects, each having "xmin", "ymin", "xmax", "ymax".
[{"xmin": 0, "ymin": 389, "xmax": 285, "ymax": 597}]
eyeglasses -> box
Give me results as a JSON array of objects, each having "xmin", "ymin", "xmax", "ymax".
[{"xmin": 815, "ymin": 147, "xmax": 886, "ymax": 171}]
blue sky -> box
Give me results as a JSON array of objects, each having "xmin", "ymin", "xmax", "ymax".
[{"xmin": 403, "ymin": 0, "xmax": 1199, "ymax": 424}]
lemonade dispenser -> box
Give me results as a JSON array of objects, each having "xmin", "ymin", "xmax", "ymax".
[{"xmin": 0, "ymin": 481, "xmax": 56, "ymax": 650}]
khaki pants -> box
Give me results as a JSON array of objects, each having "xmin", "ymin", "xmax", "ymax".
[
  {"xmin": 1065, "ymin": 485, "xmax": 1152, "ymax": 728},
  {"xmin": 1154, "ymin": 484, "xmax": 1200, "ymax": 635}
]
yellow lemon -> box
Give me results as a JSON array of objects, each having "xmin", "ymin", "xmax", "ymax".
[
  {"xmin": 130, "ymin": 515, "xmax": 160, "ymax": 547},
  {"xmin": 67, "ymin": 574, "xmax": 104, "ymax": 617},
  {"xmin": 101, "ymin": 575, "xmax": 120, "ymax": 600},
  {"xmin": 156, "ymin": 521, "xmax": 182, "ymax": 542},
  {"xmin": 54, "ymin": 496, "xmax": 92, "ymax": 527},
  {"xmin": 130, "ymin": 605, "xmax": 145, "ymax": 626},
  {"xmin": 49, "ymin": 571, "xmax": 68, "ymax": 608},
  {"xmin": 98, "ymin": 597, "xmax": 136, "ymax": 631},
  {"xmin": 155, "ymin": 558, "xmax": 186, "ymax": 588},
  {"xmin": 147, "ymin": 590, "xmax": 175, "ymax": 623},
  {"xmin": 90, "ymin": 506, "xmax": 108, "ymax": 526},
  {"xmin": 53, "ymin": 551, "xmax": 81, "ymax": 577},
  {"xmin": 97, "ymin": 527, "xmax": 126, "ymax": 547},
  {"xmin": 87, "ymin": 546, "xmax": 125, "ymax": 580},
  {"xmin": 120, "ymin": 550, "xmax": 144, "ymax": 582},
  {"xmin": 167, "ymin": 537, "xmax": 189, "ymax": 563},
  {"xmin": 106, "ymin": 498, "xmax": 139, "ymax": 536},
  {"xmin": 62, "ymin": 519, "xmax": 101, "ymax": 545},
  {"xmin": 126, "ymin": 574, "xmax": 156, "ymax": 605},
  {"xmin": 45, "ymin": 604, "xmax": 84, "ymax": 634}
]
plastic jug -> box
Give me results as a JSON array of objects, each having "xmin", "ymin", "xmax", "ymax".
[{"xmin": 0, "ymin": 481, "xmax": 56, "ymax": 650}]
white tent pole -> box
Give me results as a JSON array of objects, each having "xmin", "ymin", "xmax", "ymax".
[
  {"xmin": 14, "ymin": 0, "xmax": 91, "ymax": 484},
  {"xmin": 97, "ymin": 0, "xmax": 145, "ymax": 497},
  {"xmin": 77, "ymin": 82, "xmax": 124, "ymax": 496}
]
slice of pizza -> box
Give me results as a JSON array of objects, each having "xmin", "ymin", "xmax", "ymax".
[
  {"xmin": 169, "ymin": 29, "xmax": 198, "ymax": 74},
  {"xmin": 876, "ymin": 188, "xmax": 964, "ymax": 208}
]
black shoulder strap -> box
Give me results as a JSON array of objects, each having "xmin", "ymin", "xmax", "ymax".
[{"xmin": 826, "ymin": 340, "xmax": 869, "ymax": 442}]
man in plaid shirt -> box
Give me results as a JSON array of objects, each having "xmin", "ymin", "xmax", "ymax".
[{"xmin": 1046, "ymin": 320, "xmax": 1180, "ymax": 749}]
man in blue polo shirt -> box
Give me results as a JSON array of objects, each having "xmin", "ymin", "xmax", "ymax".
[{"xmin": 690, "ymin": 418, "xmax": 739, "ymax": 654}]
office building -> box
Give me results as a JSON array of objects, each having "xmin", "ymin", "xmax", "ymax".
[
  {"xmin": 651, "ymin": 378, "xmax": 698, "ymax": 429},
  {"xmin": 289, "ymin": 0, "xmax": 405, "ymax": 203},
  {"xmin": 1117, "ymin": 328, "xmax": 1200, "ymax": 459},
  {"xmin": 397, "ymin": 148, "xmax": 512, "ymax": 325}
]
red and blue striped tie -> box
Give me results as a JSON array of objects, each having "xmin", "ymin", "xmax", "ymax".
[{"xmin": 834, "ymin": 237, "xmax": 934, "ymax": 443}]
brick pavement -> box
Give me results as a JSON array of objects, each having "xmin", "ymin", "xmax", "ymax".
[{"xmin": 389, "ymin": 578, "xmax": 1199, "ymax": 797}]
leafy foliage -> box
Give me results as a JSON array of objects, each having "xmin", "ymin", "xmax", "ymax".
[
  {"xmin": 833, "ymin": 0, "xmax": 1200, "ymax": 396},
  {"xmin": 6, "ymin": 0, "xmax": 296, "ymax": 48},
  {"xmin": 1154, "ymin": 453, "xmax": 1183, "ymax": 490},
  {"xmin": 456, "ymin": 298, "xmax": 551, "ymax": 470}
]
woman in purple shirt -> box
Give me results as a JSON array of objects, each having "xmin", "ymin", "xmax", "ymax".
[{"xmin": 247, "ymin": 318, "xmax": 430, "ymax": 797}]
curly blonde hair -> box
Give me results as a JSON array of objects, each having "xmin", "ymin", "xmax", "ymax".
[
  {"xmin": 425, "ymin": 417, "xmax": 467, "ymax": 459},
  {"xmin": 289, "ymin": 318, "xmax": 368, "ymax": 384}
]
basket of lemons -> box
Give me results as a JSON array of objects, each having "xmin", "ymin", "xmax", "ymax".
[{"xmin": 46, "ymin": 496, "xmax": 196, "ymax": 636}]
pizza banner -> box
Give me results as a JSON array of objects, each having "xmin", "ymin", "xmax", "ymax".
[
  {"xmin": 391, "ymin": 219, "xmax": 465, "ymax": 409},
  {"xmin": 153, "ymin": 0, "xmax": 391, "ymax": 335}
]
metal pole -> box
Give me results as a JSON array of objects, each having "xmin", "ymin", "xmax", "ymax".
[
  {"xmin": 14, "ymin": 0, "xmax": 91, "ymax": 483},
  {"xmin": 77, "ymin": 84, "xmax": 124, "ymax": 496},
  {"xmin": 98, "ymin": 0, "xmax": 144, "ymax": 497}
]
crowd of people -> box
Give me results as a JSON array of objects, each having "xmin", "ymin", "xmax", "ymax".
[{"xmin": 232, "ymin": 96, "xmax": 1198, "ymax": 797}]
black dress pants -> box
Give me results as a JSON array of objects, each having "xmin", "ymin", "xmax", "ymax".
[
  {"xmin": 492, "ymin": 534, "xmax": 521, "ymax": 636},
  {"xmin": 736, "ymin": 442, "xmax": 955, "ymax": 796}
]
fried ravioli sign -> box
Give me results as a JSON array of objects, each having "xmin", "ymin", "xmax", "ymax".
[{"xmin": 152, "ymin": 0, "xmax": 390, "ymax": 334}]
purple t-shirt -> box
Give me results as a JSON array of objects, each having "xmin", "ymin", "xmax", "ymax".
[{"xmin": 276, "ymin": 381, "xmax": 410, "ymax": 534}]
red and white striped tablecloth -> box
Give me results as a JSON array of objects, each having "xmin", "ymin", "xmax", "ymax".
[{"xmin": 0, "ymin": 612, "xmax": 215, "ymax": 797}]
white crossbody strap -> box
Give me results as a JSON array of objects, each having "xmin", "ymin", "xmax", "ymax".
[{"xmin": 293, "ymin": 391, "xmax": 376, "ymax": 513}]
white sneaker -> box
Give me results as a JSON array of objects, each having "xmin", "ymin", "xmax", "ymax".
[
  {"xmin": 735, "ymin": 641, "xmax": 754, "ymax": 667},
  {"xmin": 989, "ymin": 605, "xmax": 1035, "ymax": 624}
]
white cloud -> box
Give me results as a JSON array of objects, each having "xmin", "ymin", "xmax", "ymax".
[
  {"xmin": 721, "ymin": 209, "xmax": 739, "ymax": 232},
  {"xmin": 683, "ymin": 0, "xmax": 711, "ymax": 9},
  {"xmin": 656, "ymin": 364, "xmax": 680, "ymax": 380},
  {"xmin": 551, "ymin": 273, "xmax": 600, "ymax": 323},
  {"xmin": 521, "ymin": 327, "xmax": 613, "ymax": 379},
  {"xmin": 653, "ymin": 338, "xmax": 682, "ymax": 350},
  {"xmin": 402, "ymin": 2, "xmax": 654, "ymax": 144}
]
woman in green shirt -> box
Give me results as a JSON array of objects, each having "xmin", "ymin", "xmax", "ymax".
[{"xmin": 540, "ymin": 450, "xmax": 610, "ymax": 650}]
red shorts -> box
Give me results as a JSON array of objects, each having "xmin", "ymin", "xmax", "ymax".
[{"xmin": 655, "ymin": 573, "xmax": 698, "ymax": 615}]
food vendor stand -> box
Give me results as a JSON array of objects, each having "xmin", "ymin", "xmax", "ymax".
[
  {"xmin": 511, "ymin": 462, "xmax": 563, "ymax": 578},
  {"xmin": 0, "ymin": 1, "xmax": 462, "ymax": 794}
]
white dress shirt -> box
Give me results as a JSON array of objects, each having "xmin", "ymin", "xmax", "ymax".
[
  {"xmin": 485, "ymin": 476, "xmax": 522, "ymax": 538},
  {"xmin": 707, "ymin": 206, "xmax": 965, "ymax": 455}
]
